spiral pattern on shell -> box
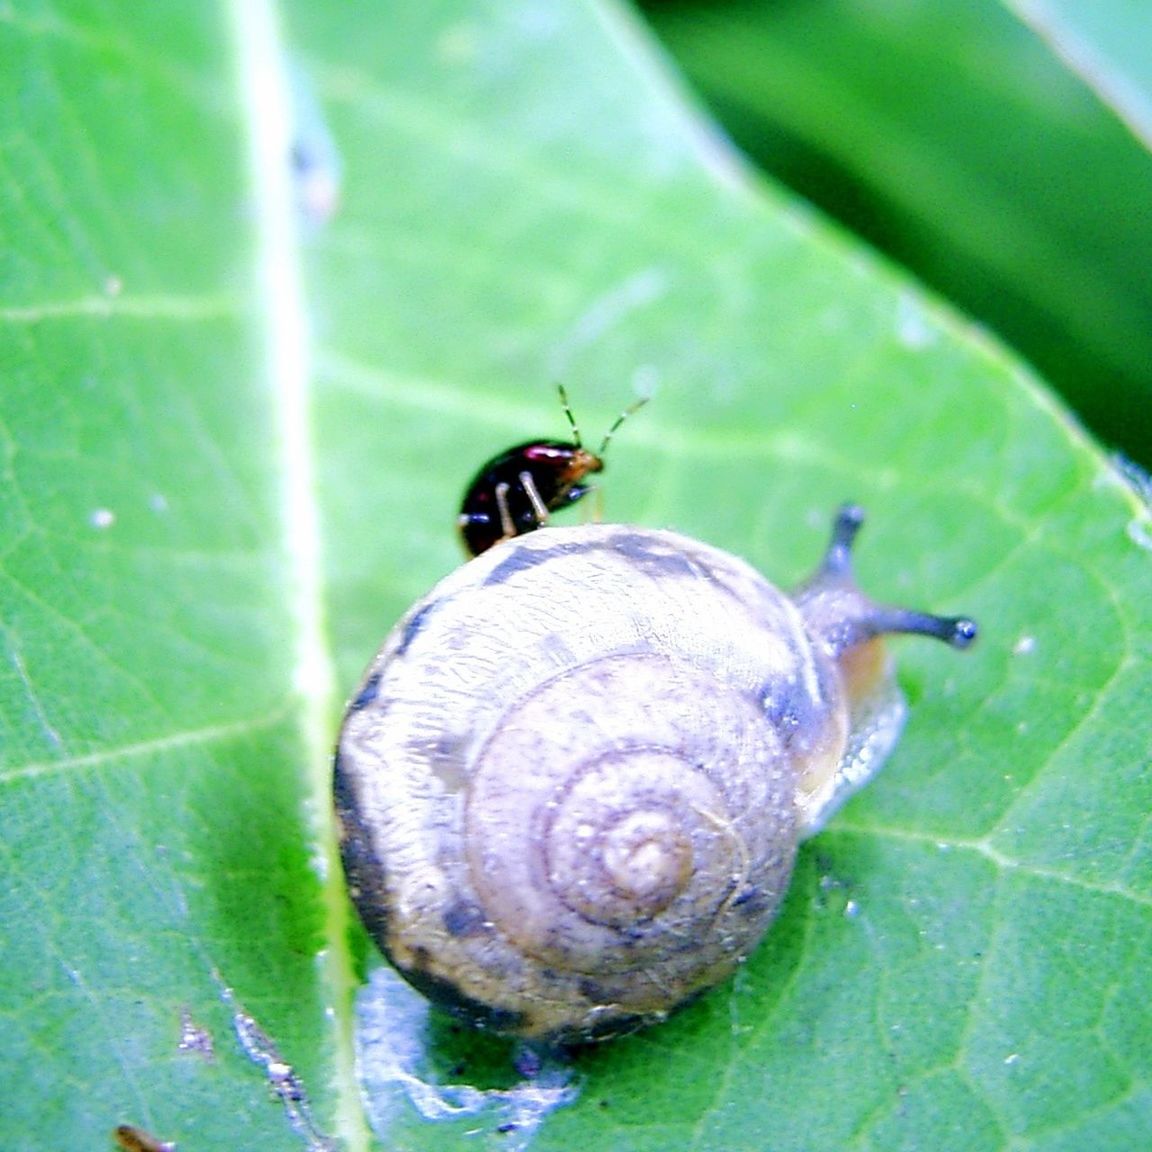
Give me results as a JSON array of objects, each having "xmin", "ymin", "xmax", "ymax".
[{"xmin": 335, "ymin": 524, "xmax": 851, "ymax": 1042}]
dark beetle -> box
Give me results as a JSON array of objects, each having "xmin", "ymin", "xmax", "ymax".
[{"xmin": 457, "ymin": 386, "xmax": 647, "ymax": 556}]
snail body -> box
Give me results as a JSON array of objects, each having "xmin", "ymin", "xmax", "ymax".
[{"xmin": 335, "ymin": 509, "xmax": 975, "ymax": 1043}]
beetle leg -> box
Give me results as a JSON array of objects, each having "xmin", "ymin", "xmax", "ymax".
[
  {"xmin": 567, "ymin": 482, "xmax": 602, "ymax": 524},
  {"xmin": 518, "ymin": 471, "xmax": 550, "ymax": 526},
  {"xmin": 495, "ymin": 481, "xmax": 516, "ymax": 539}
]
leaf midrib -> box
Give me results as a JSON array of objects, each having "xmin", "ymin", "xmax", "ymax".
[{"xmin": 228, "ymin": 1, "xmax": 367, "ymax": 1147}]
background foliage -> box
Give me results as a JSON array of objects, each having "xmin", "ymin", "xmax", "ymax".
[
  {"xmin": 639, "ymin": 0, "xmax": 1152, "ymax": 468},
  {"xmin": 1, "ymin": 2, "xmax": 1149, "ymax": 1150}
]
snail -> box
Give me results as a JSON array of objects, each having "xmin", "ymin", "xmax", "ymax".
[
  {"xmin": 334, "ymin": 506, "xmax": 976, "ymax": 1044},
  {"xmin": 457, "ymin": 386, "xmax": 647, "ymax": 556}
]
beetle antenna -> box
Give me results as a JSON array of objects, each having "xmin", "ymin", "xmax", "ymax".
[
  {"xmin": 556, "ymin": 383, "xmax": 583, "ymax": 448},
  {"xmin": 597, "ymin": 393, "xmax": 649, "ymax": 456}
]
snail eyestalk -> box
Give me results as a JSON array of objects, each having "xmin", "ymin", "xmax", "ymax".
[
  {"xmin": 862, "ymin": 608, "xmax": 978, "ymax": 649},
  {"xmin": 819, "ymin": 503, "xmax": 867, "ymax": 579},
  {"xmin": 795, "ymin": 503, "xmax": 978, "ymax": 658}
]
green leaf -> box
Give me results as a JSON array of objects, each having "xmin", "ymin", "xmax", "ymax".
[
  {"xmin": 2, "ymin": 2, "xmax": 1149, "ymax": 1151},
  {"xmin": 1004, "ymin": 0, "xmax": 1152, "ymax": 149},
  {"xmin": 638, "ymin": 0, "xmax": 1152, "ymax": 469}
]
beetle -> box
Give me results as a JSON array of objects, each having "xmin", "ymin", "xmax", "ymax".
[{"xmin": 457, "ymin": 385, "xmax": 647, "ymax": 556}]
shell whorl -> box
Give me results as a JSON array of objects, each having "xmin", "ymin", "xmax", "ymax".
[
  {"xmin": 465, "ymin": 652, "xmax": 796, "ymax": 977},
  {"xmin": 336, "ymin": 524, "xmax": 847, "ymax": 1041}
]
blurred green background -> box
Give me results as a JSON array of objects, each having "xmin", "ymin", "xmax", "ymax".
[{"xmin": 638, "ymin": 0, "xmax": 1152, "ymax": 467}]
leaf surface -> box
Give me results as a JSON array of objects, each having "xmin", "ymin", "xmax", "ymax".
[{"xmin": 1, "ymin": 3, "xmax": 1149, "ymax": 1150}]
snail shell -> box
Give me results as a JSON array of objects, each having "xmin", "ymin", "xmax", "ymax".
[{"xmin": 334, "ymin": 509, "xmax": 975, "ymax": 1043}]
